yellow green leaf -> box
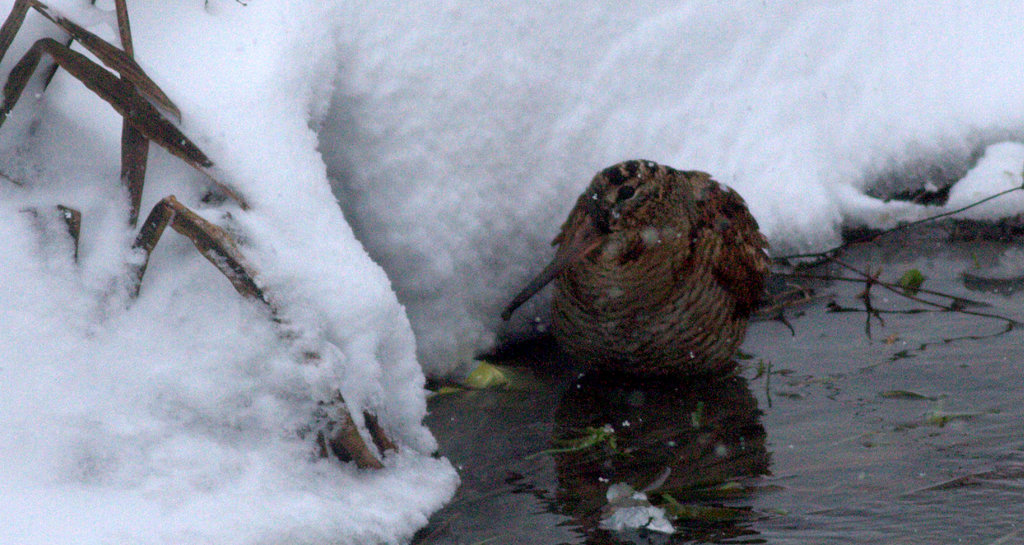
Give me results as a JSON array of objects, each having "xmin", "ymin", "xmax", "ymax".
[{"xmin": 462, "ymin": 361, "xmax": 510, "ymax": 390}]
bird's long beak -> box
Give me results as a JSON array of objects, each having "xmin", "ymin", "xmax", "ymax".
[{"xmin": 501, "ymin": 212, "xmax": 606, "ymax": 321}]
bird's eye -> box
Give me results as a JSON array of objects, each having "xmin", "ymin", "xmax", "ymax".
[{"xmin": 616, "ymin": 185, "xmax": 636, "ymax": 201}]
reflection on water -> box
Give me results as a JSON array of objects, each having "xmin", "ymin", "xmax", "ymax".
[
  {"xmin": 551, "ymin": 372, "xmax": 768, "ymax": 543},
  {"xmin": 415, "ymin": 362, "xmax": 772, "ymax": 545},
  {"xmin": 960, "ymin": 246, "xmax": 1024, "ymax": 295}
]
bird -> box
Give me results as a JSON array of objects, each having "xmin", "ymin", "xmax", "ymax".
[{"xmin": 502, "ymin": 159, "xmax": 769, "ymax": 376}]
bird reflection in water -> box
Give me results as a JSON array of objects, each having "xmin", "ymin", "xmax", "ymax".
[{"xmin": 548, "ymin": 371, "xmax": 769, "ymax": 543}]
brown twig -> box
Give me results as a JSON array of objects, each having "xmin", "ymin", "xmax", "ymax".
[
  {"xmin": 781, "ymin": 271, "xmax": 988, "ymax": 307},
  {"xmin": 796, "ymin": 259, "xmax": 1022, "ymax": 327},
  {"xmin": 324, "ymin": 410, "xmax": 385, "ymax": 470},
  {"xmin": 364, "ymin": 411, "xmax": 398, "ymax": 454},
  {"xmin": 0, "ymin": 0, "xmax": 249, "ymax": 209},
  {"xmin": 113, "ymin": 0, "xmax": 132, "ymax": 56},
  {"xmin": 130, "ymin": 195, "xmax": 266, "ymax": 302},
  {"xmin": 110, "ymin": 0, "xmax": 149, "ymax": 227},
  {"xmin": 846, "ymin": 265, "xmax": 883, "ymax": 339},
  {"xmin": 56, "ymin": 204, "xmax": 80, "ymax": 261}
]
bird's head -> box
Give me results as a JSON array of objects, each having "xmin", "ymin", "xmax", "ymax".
[
  {"xmin": 577, "ymin": 159, "xmax": 674, "ymax": 234},
  {"xmin": 502, "ymin": 159, "xmax": 684, "ymax": 320}
]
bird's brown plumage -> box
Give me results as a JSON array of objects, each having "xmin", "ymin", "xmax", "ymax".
[{"xmin": 503, "ymin": 159, "xmax": 769, "ymax": 376}]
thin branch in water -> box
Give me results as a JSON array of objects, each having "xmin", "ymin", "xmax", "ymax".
[
  {"xmin": 856, "ymin": 265, "xmax": 884, "ymax": 339},
  {"xmin": 830, "ymin": 258, "xmax": 1022, "ymax": 327},
  {"xmin": 774, "ymin": 311, "xmax": 796, "ymax": 336},
  {"xmin": 781, "ymin": 271, "xmax": 988, "ymax": 308},
  {"xmin": 782, "ymin": 262, "xmax": 1022, "ymax": 328}
]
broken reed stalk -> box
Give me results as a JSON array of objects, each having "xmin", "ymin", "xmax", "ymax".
[
  {"xmin": 0, "ymin": 0, "xmax": 30, "ymax": 62},
  {"xmin": 113, "ymin": 0, "xmax": 133, "ymax": 55},
  {"xmin": 56, "ymin": 204, "xmax": 80, "ymax": 261},
  {"xmin": 110, "ymin": 0, "xmax": 149, "ymax": 227},
  {"xmin": 0, "ymin": 34, "xmax": 248, "ymax": 207},
  {"xmin": 131, "ymin": 195, "xmax": 266, "ymax": 301},
  {"xmin": 121, "ymin": 118, "xmax": 149, "ymax": 225},
  {"xmin": 34, "ymin": 0, "xmax": 178, "ymax": 116},
  {"xmin": 365, "ymin": 411, "xmax": 398, "ymax": 454},
  {"xmin": 325, "ymin": 413, "xmax": 386, "ymax": 470},
  {"xmin": 0, "ymin": 38, "xmax": 210, "ymax": 165},
  {"xmin": 0, "ymin": 0, "xmax": 179, "ymax": 116}
]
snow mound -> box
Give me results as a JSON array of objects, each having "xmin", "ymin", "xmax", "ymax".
[
  {"xmin": 0, "ymin": 1, "xmax": 456, "ymax": 544},
  {"xmin": 321, "ymin": 1, "xmax": 1024, "ymax": 376},
  {"xmin": 946, "ymin": 142, "xmax": 1024, "ymax": 219}
]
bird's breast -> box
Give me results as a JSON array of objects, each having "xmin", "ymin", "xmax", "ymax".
[{"xmin": 558, "ymin": 229, "xmax": 688, "ymax": 317}]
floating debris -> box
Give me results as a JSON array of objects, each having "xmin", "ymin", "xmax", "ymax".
[
  {"xmin": 660, "ymin": 493, "xmax": 752, "ymax": 523},
  {"xmin": 898, "ymin": 268, "xmax": 926, "ymax": 294},
  {"xmin": 462, "ymin": 361, "xmax": 511, "ymax": 390},
  {"xmin": 600, "ymin": 483, "xmax": 675, "ymax": 534},
  {"xmin": 879, "ymin": 390, "xmax": 940, "ymax": 401}
]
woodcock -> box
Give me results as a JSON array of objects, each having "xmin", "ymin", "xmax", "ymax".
[{"xmin": 502, "ymin": 160, "xmax": 769, "ymax": 376}]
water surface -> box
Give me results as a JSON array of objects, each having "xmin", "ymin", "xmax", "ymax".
[{"xmin": 417, "ymin": 230, "xmax": 1024, "ymax": 544}]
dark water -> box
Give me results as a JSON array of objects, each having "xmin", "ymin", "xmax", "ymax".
[{"xmin": 416, "ymin": 231, "xmax": 1024, "ymax": 545}]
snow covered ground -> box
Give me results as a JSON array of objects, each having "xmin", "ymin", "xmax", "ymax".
[
  {"xmin": 5, "ymin": 1, "xmax": 1024, "ymax": 543},
  {"xmin": 0, "ymin": 2, "xmax": 455, "ymax": 544},
  {"xmin": 322, "ymin": 1, "xmax": 1024, "ymax": 376}
]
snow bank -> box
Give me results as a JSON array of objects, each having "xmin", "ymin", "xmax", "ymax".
[
  {"xmin": 0, "ymin": 1, "xmax": 456, "ymax": 544},
  {"xmin": 322, "ymin": 1, "xmax": 1024, "ymax": 376},
  {"xmin": 945, "ymin": 141, "xmax": 1024, "ymax": 219}
]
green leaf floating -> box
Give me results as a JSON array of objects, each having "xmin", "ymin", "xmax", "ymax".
[
  {"xmin": 527, "ymin": 425, "xmax": 617, "ymax": 459},
  {"xmin": 898, "ymin": 269, "xmax": 926, "ymax": 294}
]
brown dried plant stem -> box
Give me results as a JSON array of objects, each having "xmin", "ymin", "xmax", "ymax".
[
  {"xmin": 0, "ymin": 39, "xmax": 210, "ymax": 166},
  {"xmin": 782, "ymin": 265, "xmax": 1021, "ymax": 327},
  {"xmin": 0, "ymin": 0, "xmax": 30, "ymax": 61},
  {"xmin": 111, "ymin": 0, "xmax": 149, "ymax": 227},
  {"xmin": 57, "ymin": 204, "xmax": 80, "ymax": 260},
  {"xmin": 130, "ymin": 195, "xmax": 266, "ymax": 302},
  {"xmin": 324, "ymin": 414, "xmax": 386, "ymax": 470},
  {"xmin": 855, "ymin": 265, "xmax": 883, "ymax": 338},
  {"xmin": 0, "ymin": 1, "xmax": 178, "ymax": 114}
]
